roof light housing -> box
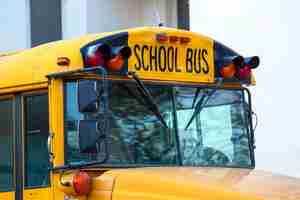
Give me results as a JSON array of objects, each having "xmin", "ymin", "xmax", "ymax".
[
  {"xmin": 85, "ymin": 44, "xmax": 112, "ymax": 67},
  {"xmin": 214, "ymin": 41, "xmax": 259, "ymax": 84}
]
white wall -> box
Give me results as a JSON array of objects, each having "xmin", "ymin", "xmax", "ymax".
[
  {"xmin": 0, "ymin": 0, "xmax": 30, "ymax": 51},
  {"xmin": 191, "ymin": 0, "xmax": 300, "ymax": 178},
  {"xmin": 85, "ymin": 0, "xmax": 177, "ymax": 34},
  {"xmin": 86, "ymin": 0, "xmax": 141, "ymax": 34},
  {"xmin": 0, "ymin": 0, "xmax": 177, "ymax": 49},
  {"xmin": 61, "ymin": 0, "xmax": 88, "ymax": 39},
  {"xmin": 140, "ymin": 0, "xmax": 177, "ymax": 28}
]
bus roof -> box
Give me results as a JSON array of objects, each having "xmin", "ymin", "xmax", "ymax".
[
  {"xmin": 0, "ymin": 31, "xmax": 112, "ymax": 91},
  {"xmin": 0, "ymin": 27, "xmax": 257, "ymax": 92}
]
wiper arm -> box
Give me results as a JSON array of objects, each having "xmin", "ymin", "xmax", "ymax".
[
  {"xmin": 192, "ymin": 88, "xmax": 201, "ymax": 108},
  {"xmin": 185, "ymin": 89, "xmax": 217, "ymax": 130},
  {"xmin": 128, "ymin": 72, "xmax": 169, "ymax": 129},
  {"xmin": 118, "ymin": 84, "xmax": 147, "ymax": 109}
]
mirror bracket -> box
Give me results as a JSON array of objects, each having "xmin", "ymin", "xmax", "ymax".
[{"xmin": 76, "ymin": 66, "xmax": 110, "ymax": 160}]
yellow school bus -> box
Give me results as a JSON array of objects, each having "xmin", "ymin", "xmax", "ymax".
[{"xmin": 0, "ymin": 27, "xmax": 299, "ymax": 200}]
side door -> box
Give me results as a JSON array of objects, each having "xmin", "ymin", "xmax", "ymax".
[
  {"xmin": 0, "ymin": 96, "xmax": 15, "ymax": 200},
  {"xmin": 22, "ymin": 92, "xmax": 52, "ymax": 200}
]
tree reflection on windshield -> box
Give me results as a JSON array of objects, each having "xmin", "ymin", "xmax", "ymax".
[{"xmin": 64, "ymin": 80, "xmax": 253, "ymax": 168}]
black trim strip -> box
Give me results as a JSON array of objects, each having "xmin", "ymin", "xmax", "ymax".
[
  {"xmin": 171, "ymin": 88, "xmax": 182, "ymax": 165},
  {"xmin": 243, "ymin": 88, "xmax": 256, "ymax": 168},
  {"xmin": 15, "ymin": 95, "xmax": 23, "ymax": 200}
]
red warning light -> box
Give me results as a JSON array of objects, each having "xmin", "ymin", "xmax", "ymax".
[
  {"xmin": 85, "ymin": 44, "xmax": 111, "ymax": 67},
  {"xmin": 72, "ymin": 171, "xmax": 92, "ymax": 196},
  {"xmin": 156, "ymin": 34, "xmax": 168, "ymax": 43},
  {"xmin": 180, "ymin": 37, "xmax": 191, "ymax": 44},
  {"xmin": 237, "ymin": 64, "xmax": 252, "ymax": 79},
  {"xmin": 169, "ymin": 36, "xmax": 179, "ymax": 43}
]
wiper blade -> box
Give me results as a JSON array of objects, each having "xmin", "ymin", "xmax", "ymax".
[
  {"xmin": 128, "ymin": 72, "xmax": 169, "ymax": 129},
  {"xmin": 185, "ymin": 89, "xmax": 217, "ymax": 130},
  {"xmin": 192, "ymin": 88, "xmax": 201, "ymax": 108}
]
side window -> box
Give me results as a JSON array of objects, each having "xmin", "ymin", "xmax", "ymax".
[
  {"xmin": 24, "ymin": 94, "xmax": 50, "ymax": 188},
  {"xmin": 0, "ymin": 98, "xmax": 14, "ymax": 192}
]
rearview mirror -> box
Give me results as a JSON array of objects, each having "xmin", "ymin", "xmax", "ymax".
[
  {"xmin": 78, "ymin": 119, "xmax": 108, "ymax": 153},
  {"xmin": 78, "ymin": 120, "xmax": 99, "ymax": 153},
  {"xmin": 77, "ymin": 80, "xmax": 100, "ymax": 112}
]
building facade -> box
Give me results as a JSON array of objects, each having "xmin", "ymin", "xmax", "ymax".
[{"xmin": 0, "ymin": 0, "xmax": 189, "ymax": 52}]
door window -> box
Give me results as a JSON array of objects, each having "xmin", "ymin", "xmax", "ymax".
[
  {"xmin": 24, "ymin": 94, "xmax": 50, "ymax": 188},
  {"xmin": 0, "ymin": 98, "xmax": 14, "ymax": 192}
]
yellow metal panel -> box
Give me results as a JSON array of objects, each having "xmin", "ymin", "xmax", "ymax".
[
  {"xmin": 49, "ymin": 78, "xmax": 66, "ymax": 200},
  {"xmin": 0, "ymin": 82, "xmax": 48, "ymax": 95},
  {"xmin": 111, "ymin": 167, "xmax": 262, "ymax": 200},
  {"xmin": 24, "ymin": 188, "xmax": 51, "ymax": 200},
  {"xmin": 0, "ymin": 191, "xmax": 14, "ymax": 200},
  {"xmin": 52, "ymin": 174, "xmax": 68, "ymax": 200},
  {"xmin": 250, "ymin": 72, "xmax": 256, "ymax": 85},
  {"xmin": 49, "ymin": 78, "xmax": 65, "ymax": 166},
  {"xmin": 0, "ymin": 50, "xmax": 21, "ymax": 57},
  {"xmin": 128, "ymin": 27, "xmax": 215, "ymax": 83},
  {"xmin": 0, "ymin": 32, "xmax": 112, "ymax": 90}
]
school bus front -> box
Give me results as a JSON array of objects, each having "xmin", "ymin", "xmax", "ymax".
[{"xmin": 0, "ymin": 27, "xmax": 299, "ymax": 200}]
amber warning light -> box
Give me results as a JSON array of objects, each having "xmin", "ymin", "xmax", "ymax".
[
  {"xmin": 107, "ymin": 46, "xmax": 132, "ymax": 71},
  {"xmin": 72, "ymin": 171, "xmax": 92, "ymax": 196}
]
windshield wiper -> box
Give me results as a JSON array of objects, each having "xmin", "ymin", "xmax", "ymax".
[
  {"xmin": 128, "ymin": 72, "xmax": 168, "ymax": 129},
  {"xmin": 192, "ymin": 88, "xmax": 201, "ymax": 108},
  {"xmin": 185, "ymin": 89, "xmax": 217, "ymax": 130}
]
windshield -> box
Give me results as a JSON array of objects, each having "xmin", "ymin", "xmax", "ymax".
[{"xmin": 64, "ymin": 80, "xmax": 254, "ymax": 168}]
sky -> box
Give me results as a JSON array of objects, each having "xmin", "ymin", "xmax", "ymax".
[{"xmin": 190, "ymin": 0, "xmax": 300, "ymax": 177}]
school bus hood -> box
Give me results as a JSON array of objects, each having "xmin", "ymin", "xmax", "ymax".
[{"xmin": 107, "ymin": 167, "xmax": 300, "ymax": 200}]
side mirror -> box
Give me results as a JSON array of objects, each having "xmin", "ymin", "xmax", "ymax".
[
  {"xmin": 78, "ymin": 120, "xmax": 101, "ymax": 153},
  {"xmin": 78, "ymin": 117, "xmax": 108, "ymax": 154},
  {"xmin": 77, "ymin": 80, "xmax": 100, "ymax": 113}
]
